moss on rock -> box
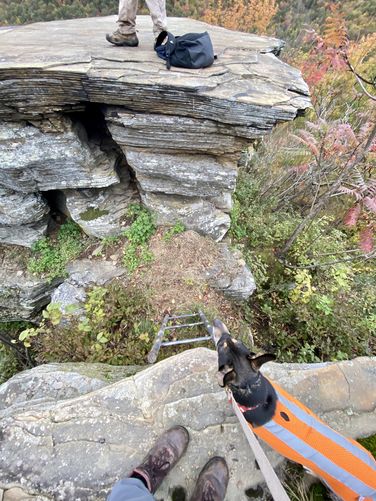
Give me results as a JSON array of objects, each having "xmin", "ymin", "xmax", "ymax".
[{"xmin": 79, "ymin": 208, "xmax": 109, "ymax": 221}]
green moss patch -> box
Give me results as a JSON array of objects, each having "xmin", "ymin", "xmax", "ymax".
[
  {"xmin": 27, "ymin": 220, "xmax": 85, "ymax": 281},
  {"xmin": 79, "ymin": 208, "xmax": 109, "ymax": 221}
]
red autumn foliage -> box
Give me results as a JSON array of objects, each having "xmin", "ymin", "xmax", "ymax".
[
  {"xmin": 344, "ymin": 205, "xmax": 361, "ymax": 227},
  {"xmin": 359, "ymin": 227, "xmax": 374, "ymax": 253}
]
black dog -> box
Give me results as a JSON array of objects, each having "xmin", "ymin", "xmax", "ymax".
[
  {"xmin": 212, "ymin": 319, "xmax": 376, "ymax": 501},
  {"xmin": 213, "ymin": 319, "xmax": 276, "ymax": 427}
]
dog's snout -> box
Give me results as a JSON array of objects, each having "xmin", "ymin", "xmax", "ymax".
[
  {"xmin": 217, "ymin": 371, "xmax": 226, "ymax": 387},
  {"xmin": 217, "ymin": 364, "xmax": 235, "ymax": 387}
]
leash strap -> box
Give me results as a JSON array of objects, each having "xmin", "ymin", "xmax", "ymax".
[{"xmin": 229, "ymin": 391, "xmax": 291, "ymax": 501}]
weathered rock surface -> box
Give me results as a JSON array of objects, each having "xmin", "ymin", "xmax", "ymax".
[
  {"xmin": 0, "ymin": 362, "xmax": 142, "ymax": 412},
  {"xmin": 0, "ymin": 218, "xmax": 49, "ymax": 248},
  {"xmin": 0, "ymin": 189, "xmax": 49, "ymax": 226},
  {"xmin": 0, "ymin": 120, "xmax": 119, "ymax": 193},
  {"xmin": 206, "ymin": 244, "xmax": 256, "ymax": 300},
  {"xmin": 105, "ymin": 108, "xmax": 252, "ymax": 155},
  {"xmin": 141, "ymin": 191, "xmax": 231, "ymax": 241},
  {"xmin": 126, "ymin": 149, "xmax": 237, "ymax": 198},
  {"xmin": 0, "ymin": 486, "xmax": 48, "ymax": 500},
  {"xmin": 0, "ymin": 349, "xmax": 375, "ymax": 501},
  {"xmin": 0, "ymin": 17, "xmax": 311, "ymax": 242},
  {"xmin": 0, "ymin": 248, "xmax": 63, "ymax": 321},
  {"xmin": 61, "ymin": 168, "xmax": 138, "ymax": 238},
  {"xmin": 0, "ymin": 188, "xmax": 50, "ymax": 247},
  {"xmin": 0, "ymin": 275, "xmax": 62, "ymax": 322},
  {"xmin": 50, "ymin": 259, "xmax": 126, "ymax": 313}
]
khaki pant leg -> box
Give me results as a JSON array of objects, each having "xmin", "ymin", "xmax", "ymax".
[
  {"xmin": 144, "ymin": 0, "xmax": 167, "ymax": 37},
  {"xmin": 117, "ymin": 0, "xmax": 138, "ymax": 34}
]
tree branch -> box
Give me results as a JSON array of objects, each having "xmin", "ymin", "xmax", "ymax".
[
  {"xmin": 0, "ymin": 333, "xmax": 34, "ymax": 368},
  {"xmin": 279, "ymin": 120, "xmax": 376, "ymax": 257},
  {"xmin": 344, "ymin": 53, "xmax": 375, "ymax": 86},
  {"xmin": 345, "ymin": 54, "xmax": 376, "ymax": 101},
  {"xmin": 280, "ymin": 249, "xmax": 375, "ymax": 270}
]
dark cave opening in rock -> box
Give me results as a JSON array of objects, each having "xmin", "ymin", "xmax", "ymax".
[
  {"xmin": 68, "ymin": 103, "xmax": 138, "ymax": 187},
  {"xmin": 41, "ymin": 189, "xmax": 68, "ymax": 234}
]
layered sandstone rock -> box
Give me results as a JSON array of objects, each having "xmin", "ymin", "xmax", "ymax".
[{"xmin": 0, "ymin": 16, "xmax": 310, "ymax": 245}]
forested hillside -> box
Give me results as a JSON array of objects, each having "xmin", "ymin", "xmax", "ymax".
[{"xmin": 1, "ymin": 0, "xmax": 375, "ymax": 45}]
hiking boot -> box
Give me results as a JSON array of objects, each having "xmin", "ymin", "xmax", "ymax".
[
  {"xmin": 190, "ymin": 457, "xmax": 229, "ymax": 501},
  {"xmin": 106, "ymin": 30, "xmax": 139, "ymax": 47},
  {"xmin": 131, "ymin": 426, "xmax": 189, "ymax": 494}
]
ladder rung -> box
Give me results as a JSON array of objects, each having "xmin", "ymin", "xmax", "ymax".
[
  {"xmin": 161, "ymin": 336, "xmax": 212, "ymax": 347},
  {"xmin": 164, "ymin": 321, "xmax": 204, "ymax": 330},
  {"xmin": 168, "ymin": 313, "xmax": 200, "ymax": 320}
]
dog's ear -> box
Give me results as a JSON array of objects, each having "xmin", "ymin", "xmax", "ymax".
[{"xmin": 248, "ymin": 353, "xmax": 276, "ymax": 371}]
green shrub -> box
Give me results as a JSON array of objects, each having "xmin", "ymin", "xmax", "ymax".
[
  {"xmin": 163, "ymin": 221, "xmax": 186, "ymax": 242},
  {"xmin": 19, "ymin": 283, "xmax": 157, "ymax": 365},
  {"xmin": 231, "ymin": 170, "xmax": 375, "ymax": 362},
  {"xmin": 122, "ymin": 205, "xmax": 156, "ymax": 272},
  {"xmin": 0, "ymin": 321, "xmax": 35, "ymax": 383},
  {"xmin": 27, "ymin": 220, "xmax": 84, "ymax": 281},
  {"xmin": 0, "ymin": 347, "xmax": 20, "ymax": 384}
]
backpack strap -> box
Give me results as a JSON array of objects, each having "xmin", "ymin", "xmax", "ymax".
[{"xmin": 155, "ymin": 31, "xmax": 176, "ymax": 70}]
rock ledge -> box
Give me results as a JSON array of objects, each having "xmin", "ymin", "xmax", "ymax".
[{"xmin": 0, "ymin": 349, "xmax": 374, "ymax": 501}]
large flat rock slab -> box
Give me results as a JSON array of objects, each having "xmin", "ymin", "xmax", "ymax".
[
  {"xmin": 0, "ymin": 349, "xmax": 375, "ymax": 500},
  {"xmin": 0, "ymin": 16, "xmax": 310, "ymax": 127}
]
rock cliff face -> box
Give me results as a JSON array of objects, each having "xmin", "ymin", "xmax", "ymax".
[
  {"xmin": 0, "ymin": 16, "xmax": 310, "ymax": 246},
  {"xmin": 0, "ymin": 349, "xmax": 375, "ymax": 501}
]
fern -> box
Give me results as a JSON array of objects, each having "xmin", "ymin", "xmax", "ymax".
[{"xmin": 323, "ymin": 3, "xmax": 348, "ymax": 49}]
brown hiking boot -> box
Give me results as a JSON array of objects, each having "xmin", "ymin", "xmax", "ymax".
[
  {"xmin": 190, "ymin": 457, "xmax": 229, "ymax": 501},
  {"xmin": 131, "ymin": 426, "xmax": 189, "ymax": 494},
  {"xmin": 106, "ymin": 30, "xmax": 139, "ymax": 47}
]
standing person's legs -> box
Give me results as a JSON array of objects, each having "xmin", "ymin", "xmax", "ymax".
[
  {"xmin": 144, "ymin": 0, "xmax": 167, "ymax": 38},
  {"xmin": 118, "ymin": 0, "xmax": 138, "ymax": 35},
  {"xmin": 106, "ymin": 0, "xmax": 139, "ymax": 46},
  {"xmin": 108, "ymin": 477, "xmax": 155, "ymax": 501}
]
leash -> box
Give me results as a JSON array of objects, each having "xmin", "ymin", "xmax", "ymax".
[
  {"xmin": 149, "ymin": 313, "xmax": 290, "ymax": 499},
  {"xmin": 228, "ymin": 389, "xmax": 291, "ymax": 501}
]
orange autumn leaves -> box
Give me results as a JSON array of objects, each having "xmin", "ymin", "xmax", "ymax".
[{"xmin": 202, "ymin": 0, "xmax": 277, "ymax": 35}]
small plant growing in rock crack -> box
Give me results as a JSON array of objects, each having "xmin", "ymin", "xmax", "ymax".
[
  {"xmin": 27, "ymin": 220, "xmax": 84, "ymax": 281},
  {"xmin": 163, "ymin": 221, "xmax": 186, "ymax": 242},
  {"xmin": 122, "ymin": 204, "xmax": 156, "ymax": 272}
]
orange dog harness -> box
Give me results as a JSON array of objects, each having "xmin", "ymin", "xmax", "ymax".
[{"xmin": 239, "ymin": 379, "xmax": 376, "ymax": 500}]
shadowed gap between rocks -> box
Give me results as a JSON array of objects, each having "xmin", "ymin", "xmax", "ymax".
[{"xmin": 34, "ymin": 103, "xmax": 138, "ymax": 238}]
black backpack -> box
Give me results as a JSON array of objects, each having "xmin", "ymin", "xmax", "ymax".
[{"xmin": 155, "ymin": 30, "xmax": 215, "ymax": 70}]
